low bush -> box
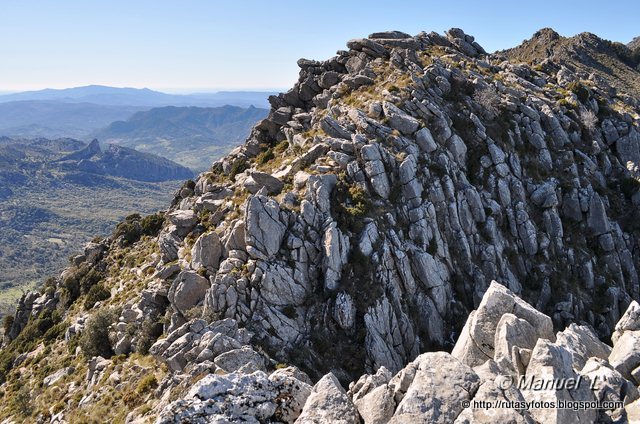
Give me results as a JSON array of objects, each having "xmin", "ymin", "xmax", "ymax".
[
  {"xmin": 345, "ymin": 185, "xmax": 369, "ymax": 217},
  {"xmin": 2, "ymin": 315, "xmax": 13, "ymax": 335},
  {"xmin": 79, "ymin": 308, "xmax": 118, "ymax": 358},
  {"xmin": 135, "ymin": 374, "xmax": 158, "ymax": 395},
  {"xmin": 113, "ymin": 216, "xmax": 143, "ymax": 246},
  {"xmin": 256, "ymin": 149, "xmax": 275, "ymax": 165},
  {"xmin": 134, "ymin": 318, "xmax": 163, "ymax": 354},
  {"xmin": 567, "ymin": 81, "xmax": 590, "ymax": 103},
  {"xmin": 229, "ymin": 158, "xmax": 248, "ymax": 180},
  {"xmin": 113, "ymin": 212, "xmax": 165, "ymax": 245},
  {"xmin": 79, "ymin": 267, "xmax": 104, "ymax": 293},
  {"xmin": 140, "ymin": 213, "xmax": 164, "ymax": 236},
  {"xmin": 620, "ymin": 176, "xmax": 640, "ymax": 199},
  {"xmin": 84, "ymin": 284, "xmax": 111, "ymax": 310}
]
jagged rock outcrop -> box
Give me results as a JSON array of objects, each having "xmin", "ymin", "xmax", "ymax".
[
  {"xmin": 153, "ymin": 281, "xmax": 640, "ymax": 423},
  {"xmin": 2, "ymin": 26, "xmax": 640, "ymax": 423}
]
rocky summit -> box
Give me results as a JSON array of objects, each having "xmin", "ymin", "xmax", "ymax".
[{"xmin": 2, "ymin": 27, "xmax": 640, "ymax": 423}]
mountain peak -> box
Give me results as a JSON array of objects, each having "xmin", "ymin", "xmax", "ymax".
[
  {"xmin": 531, "ymin": 27, "xmax": 561, "ymax": 42},
  {"xmin": 502, "ymin": 28, "xmax": 640, "ymax": 94}
]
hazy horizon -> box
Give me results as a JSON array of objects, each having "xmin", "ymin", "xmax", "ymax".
[
  {"xmin": 0, "ymin": 85, "xmax": 285, "ymax": 95},
  {"xmin": 1, "ymin": 1, "xmax": 639, "ymax": 92}
]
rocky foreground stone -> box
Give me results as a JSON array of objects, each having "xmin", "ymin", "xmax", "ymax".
[{"xmin": 154, "ymin": 281, "xmax": 640, "ymax": 423}]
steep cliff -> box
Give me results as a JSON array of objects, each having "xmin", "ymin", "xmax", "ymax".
[{"xmin": 2, "ymin": 27, "xmax": 640, "ymax": 423}]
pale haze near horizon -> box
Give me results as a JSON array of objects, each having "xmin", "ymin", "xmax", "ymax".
[{"xmin": 1, "ymin": 0, "xmax": 638, "ymax": 93}]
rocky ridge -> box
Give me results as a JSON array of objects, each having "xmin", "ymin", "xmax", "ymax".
[{"xmin": 2, "ymin": 27, "xmax": 640, "ymax": 423}]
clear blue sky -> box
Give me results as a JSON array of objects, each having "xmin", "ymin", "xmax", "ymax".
[{"xmin": 0, "ymin": 0, "xmax": 638, "ymax": 93}]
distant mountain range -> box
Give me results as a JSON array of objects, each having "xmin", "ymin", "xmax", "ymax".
[
  {"xmin": 0, "ymin": 136, "xmax": 189, "ymax": 310},
  {"xmin": 0, "ymin": 85, "xmax": 276, "ymax": 108},
  {"xmin": 0, "ymin": 101, "xmax": 147, "ymax": 139},
  {"xmin": 0, "ymin": 86, "xmax": 273, "ymax": 169},
  {"xmin": 95, "ymin": 105, "xmax": 268, "ymax": 170},
  {"xmin": 0, "ymin": 137, "xmax": 192, "ymax": 194}
]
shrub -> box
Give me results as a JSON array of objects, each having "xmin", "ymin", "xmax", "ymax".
[
  {"xmin": 113, "ymin": 219, "xmax": 143, "ymax": 246},
  {"xmin": 42, "ymin": 321, "xmax": 67, "ymax": 343},
  {"xmin": 620, "ymin": 177, "xmax": 640, "ymax": 199},
  {"xmin": 567, "ymin": 81, "xmax": 590, "ymax": 103},
  {"xmin": 558, "ymin": 98, "xmax": 577, "ymax": 109},
  {"xmin": 473, "ymin": 86, "xmax": 500, "ymax": 118},
  {"xmin": 282, "ymin": 305, "xmax": 297, "ymax": 319},
  {"xmin": 229, "ymin": 159, "xmax": 248, "ymax": 180},
  {"xmin": 135, "ymin": 374, "xmax": 158, "ymax": 395},
  {"xmin": 79, "ymin": 267, "xmax": 104, "ymax": 293},
  {"xmin": 135, "ymin": 318, "xmax": 163, "ymax": 354},
  {"xmin": 580, "ymin": 109, "xmax": 598, "ymax": 132},
  {"xmin": 62, "ymin": 272, "xmax": 81, "ymax": 303},
  {"xmin": 140, "ymin": 213, "xmax": 164, "ymax": 236},
  {"xmin": 427, "ymin": 237, "xmax": 438, "ymax": 255},
  {"xmin": 2, "ymin": 315, "xmax": 13, "ymax": 335},
  {"xmin": 273, "ymin": 140, "xmax": 289, "ymax": 154},
  {"xmin": 331, "ymin": 180, "xmax": 372, "ymax": 233},
  {"xmin": 84, "ymin": 284, "xmax": 111, "ymax": 310},
  {"xmin": 0, "ymin": 310, "xmax": 60, "ymax": 381},
  {"xmin": 256, "ymin": 149, "xmax": 275, "ymax": 165},
  {"xmin": 6, "ymin": 385, "xmax": 31, "ymax": 417},
  {"xmin": 122, "ymin": 390, "xmax": 140, "ymax": 406},
  {"xmin": 345, "ymin": 185, "xmax": 369, "ymax": 217},
  {"xmin": 79, "ymin": 308, "xmax": 118, "ymax": 358},
  {"xmin": 114, "ymin": 212, "xmax": 164, "ymax": 245},
  {"xmin": 445, "ymin": 75, "xmax": 476, "ymax": 102},
  {"xmin": 0, "ymin": 350, "xmax": 15, "ymax": 383}
]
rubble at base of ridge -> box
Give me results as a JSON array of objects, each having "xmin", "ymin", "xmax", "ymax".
[{"xmin": 154, "ymin": 281, "xmax": 640, "ymax": 423}]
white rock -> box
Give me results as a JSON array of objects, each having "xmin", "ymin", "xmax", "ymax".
[
  {"xmin": 190, "ymin": 231, "xmax": 222, "ymax": 273},
  {"xmin": 609, "ymin": 330, "xmax": 640, "ymax": 380},
  {"xmin": 612, "ymin": 301, "xmax": 640, "ymax": 344},
  {"xmin": 391, "ymin": 352, "xmax": 480, "ymax": 423},
  {"xmin": 296, "ymin": 373, "xmax": 360, "ymax": 424},
  {"xmin": 453, "ymin": 281, "xmax": 554, "ymax": 367}
]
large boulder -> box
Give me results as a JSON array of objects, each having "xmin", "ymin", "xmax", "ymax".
[
  {"xmin": 245, "ymin": 195, "xmax": 286, "ymax": 260},
  {"xmin": 157, "ymin": 371, "xmax": 278, "ymax": 423},
  {"xmin": 521, "ymin": 339, "xmax": 596, "ymax": 424},
  {"xmin": 158, "ymin": 227, "xmax": 182, "ymax": 263},
  {"xmin": 627, "ymin": 398, "xmax": 640, "ymax": 423},
  {"xmin": 247, "ymin": 171, "xmax": 285, "ymax": 195},
  {"xmin": 190, "ymin": 231, "xmax": 222, "ymax": 273},
  {"xmin": 493, "ymin": 313, "xmax": 538, "ymax": 372},
  {"xmin": 168, "ymin": 271, "xmax": 210, "ymax": 315},
  {"xmin": 269, "ymin": 367, "xmax": 313, "ymax": 423},
  {"xmin": 214, "ymin": 347, "xmax": 266, "ymax": 373},
  {"xmin": 555, "ymin": 323, "xmax": 611, "ymax": 371},
  {"xmin": 454, "ymin": 377, "xmax": 533, "ymax": 423},
  {"xmin": 609, "ymin": 330, "xmax": 640, "ymax": 381},
  {"xmin": 295, "ymin": 373, "xmax": 360, "ymax": 424},
  {"xmin": 349, "ymin": 367, "xmax": 394, "ymax": 423},
  {"xmin": 612, "ymin": 300, "xmax": 640, "ymax": 344},
  {"xmin": 580, "ymin": 357, "xmax": 639, "ymax": 422},
  {"xmin": 389, "ymin": 352, "xmax": 480, "ymax": 423},
  {"xmin": 382, "ymin": 102, "xmax": 419, "ymax": 135},
  {"xmin": 354, "ymin": 384, "xmax": 395, "ymax": 424},
  {"xmin": 168, "ymin": 210, "xmax": 198, "ymax": 230},
  {"xmin": 452, "ymin": 281, "xmax": 555, "ymax": 367}
]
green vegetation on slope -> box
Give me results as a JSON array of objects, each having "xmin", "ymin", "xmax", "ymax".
[{"xmin": 95, "ymin": 105, "xmax": 268, "ymax": 171}]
